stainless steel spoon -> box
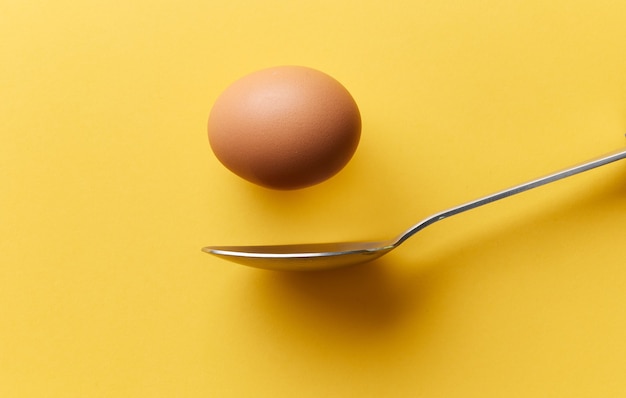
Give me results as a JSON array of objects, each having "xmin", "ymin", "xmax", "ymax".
[{"xmin": 203, "ymin": 147, "xmax": 626, "ymax": 271}]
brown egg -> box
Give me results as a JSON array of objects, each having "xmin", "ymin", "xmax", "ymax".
[{"xmin": 208, "ymin": 66, "xmax": 361, "ymax": 190}]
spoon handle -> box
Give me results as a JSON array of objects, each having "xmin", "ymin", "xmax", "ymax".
[{"xmin": 395, "ymin": 147, "xmax": 626, "ymax": 246}]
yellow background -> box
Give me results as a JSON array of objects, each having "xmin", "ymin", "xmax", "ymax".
[{"xmin": 2, "ymin": 0, "xmax": 626, "ymax": 396}]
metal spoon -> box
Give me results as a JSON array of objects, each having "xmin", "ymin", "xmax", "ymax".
[{"xmin": 203, "ymin": 147, "xmax": 626, "ymax": 271}]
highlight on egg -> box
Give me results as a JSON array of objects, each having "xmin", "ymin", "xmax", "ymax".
[{"xmin": 207, "ymin": 65, "xmax": 361, "ymax": 190}]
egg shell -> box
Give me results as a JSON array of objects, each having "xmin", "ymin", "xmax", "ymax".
[{"xmin": 208, "ymin": 66, "xmax": 361, "ymax": 190}]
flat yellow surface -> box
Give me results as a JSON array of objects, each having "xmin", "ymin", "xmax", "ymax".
[{"xmin": 2, "ymin": 1, "xmax": 626, "ymax": 396}]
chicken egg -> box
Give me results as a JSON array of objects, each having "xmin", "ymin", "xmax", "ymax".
[{"xmin": 208, "ymin": 66, "xmax": 361, "ymax": 190}]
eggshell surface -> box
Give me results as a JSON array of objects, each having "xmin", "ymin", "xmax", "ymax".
[{"xmin": 208, "ymin": 66, "xmax": 361, "ymax": 189}]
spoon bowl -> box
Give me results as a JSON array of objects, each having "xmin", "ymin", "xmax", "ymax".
[
  {"xmin": 204, "ymin": 241, "xmax": 396, "ymax": 271},
  {"xmin": 203, "ymin": 147, "xmax": 626, "ymax": 271}
]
